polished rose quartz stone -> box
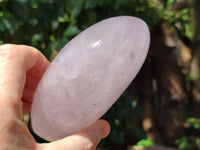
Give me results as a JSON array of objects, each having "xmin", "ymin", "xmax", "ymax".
[{"xmin": 31, "ymin": 16, "xmax": 150, "ymax": 141}]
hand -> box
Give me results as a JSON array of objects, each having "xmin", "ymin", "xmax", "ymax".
[{"xmin": 0, "ymin": 44, "xmax": 110, "ymax": 150}]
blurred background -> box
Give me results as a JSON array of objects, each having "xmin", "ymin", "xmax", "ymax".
[{"xmin": 1, "ymin": 0, "xmax": 200, "ymax": 149}]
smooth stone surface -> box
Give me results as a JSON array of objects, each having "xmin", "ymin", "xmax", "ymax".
[{"xmin": 31, "ymin": 16, "xmax": 150, "ymax": 141}]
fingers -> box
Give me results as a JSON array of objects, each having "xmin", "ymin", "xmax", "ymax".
[
  {"xmin": 22, "ymin": 86, "xmax": 34, "ymax": 102},
  {"xmin": 22, "ymin": 86, "xmax": 34, "ymax": 113},
  {"xmin": 0, "ymin": 44, "xmax": 49, "ymax": 120},
  {"xmin": 22, "ymin": 100, "xmax": 32, "ymax": 114},
  {"xmin": 38, "ymin": 120, "xmax": 110, "ymax": 150}
]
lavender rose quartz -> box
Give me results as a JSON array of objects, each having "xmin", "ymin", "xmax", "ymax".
[{"xmin": 31, "ymin": 16, "xmax": 150, "ymax": 141}]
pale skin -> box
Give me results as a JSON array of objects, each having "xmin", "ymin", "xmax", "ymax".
[{"xmin": 0, "ymin": 44, "xmax": 110, "ymax": 150}]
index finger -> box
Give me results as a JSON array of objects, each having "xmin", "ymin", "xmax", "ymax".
[{"xmin": 0, "ymin": 44, "xmax": 49, "ymax": 120}]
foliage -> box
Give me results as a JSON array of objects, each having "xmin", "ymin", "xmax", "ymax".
[
  {"xmin": 175, "ymin": 136, "xmax": 191, "ymax": 150},
  {"xmin": 0, "ymin": 0, "xmax": 191, "ymax": 55},
  {"xmin": 0, "ymin": 0, "xmax": 191, "ymax": 52},
  {"xmin": 175, "ymin": 118, "xmax": 200, "ymax": 150},
  {"xmin": 187, "ymin": 118, "xmax": 200, "ymax": 130},
  {"xmin": 136, "ymin": 138, "xmax": 154, "ymax": 147},
  {"xmin": 0, "ymin": 0, "xmax": 197, "ymax": 149},
  {"xmin": 101, "ymin": 93, "xmax": 145, "ymax": 148}
]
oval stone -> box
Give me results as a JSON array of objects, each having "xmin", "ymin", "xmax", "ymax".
[{"xmin": 31, "ymin": 16, "xmax": 150, "ymax": 141}]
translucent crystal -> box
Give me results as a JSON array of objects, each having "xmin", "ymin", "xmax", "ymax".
[{"xmin": 31, "ymin": 16, "xmax": 150, "ymax": 141}]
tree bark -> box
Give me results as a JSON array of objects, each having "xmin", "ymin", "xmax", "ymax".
[
  {"xmin": 150, "ymin": 22, "xmax": 188, "ymax": 142},
  {"xmin": 141, "ymin": 62, "xmax": 163, "ymax": 144},
  {"xmin": 188, "ymin": 0, "xmax": 200, "ymax": 116}
]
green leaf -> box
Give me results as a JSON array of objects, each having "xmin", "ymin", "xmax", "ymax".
[
  {"xmin": 7, "ymin": 1, "xmax": 28, "ymax": 22},
  {"xmin": 31, "ymin": 33, "xmax": 43, "ymax": 46},
  {"xmin": 2, "ymin": 18, "xmax": 18, "ymax": 34},
  {"xmin": 0, "ymin": 0, "xmax": 8, "ymax": 3},
  {"xmin": 52, "ymin": 37, "xmax": 69, "ymax": 51},
  {"xmin": 195, "ymin": 139, "xmax": 200, "ymax": 148},
  {"xmin": 137, "ymin": 139, "xmax": 154, "ymax": 147},
  {"xmin": 51, "ymin": 20, "xmax": 59, "ymax": 30},
  {"xmin": 57, "ymin": 14, "xmax": 69, "ymax": 23},
  {"xmin": 131, "ymin": 100, "xmax": 138, "ymax": 108},
  {"xmin": 85, "ymin": 0, "xmax": 97, "ymax": 9},
  {"xmin": 0, "ymin": 17, "xmax": 6, "ymax": 31},
  {"xmin": 65, "ymin": 0, "xmax": 84, "ymax": 23},
  {"xmin": 64, "ymin": 26, "xmax": 81, "ymax": 37},
  {"xmin": 0, "ymin": 11, "xmax": 3, "ymax": 16},
  {"xmin": 114, "ymin": 119, "xmax": 120, "ymax": 126},
  {"xmin": 175, "ymin": 137, "xmax": 191, "ymax": 150},
  {"xmin": 187, "ymin": 118, "xmax": 200, "ymax": 130}
]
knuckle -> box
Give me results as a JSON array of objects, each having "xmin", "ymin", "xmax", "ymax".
[
  {"xmin": 69, "ymin": 136, "xmax": 96, "ymax": 150},
  {"xmin": 0, "ymin": 44, "xmax": 18, "ymax": 60},
  {"xmin": 83, "ymin": 139, "xmax": 95, "ymax": 150},
  {"xmin": 0, "ymin": 44, "xmax": 17, "ymax": 51}
]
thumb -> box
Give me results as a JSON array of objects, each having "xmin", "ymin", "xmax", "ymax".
[{"xmin": 38, "ymin": 119, "xmax": 110, "ymax": 150}]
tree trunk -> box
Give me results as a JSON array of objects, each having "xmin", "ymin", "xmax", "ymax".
[
  {"xmin": 150, "ymin": 22, "xmax": 188, "ymax": 142},
  {"xmin": 188, "ymin": 0, "xmax": 200, "ymax": 117},
  {"xmin": 141, "ymin": 62, "xmax": 163, "ymax": 144}
]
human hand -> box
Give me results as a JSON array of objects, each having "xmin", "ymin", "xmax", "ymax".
[{"xmin": 0, "ymin": 44, "xmax": 110, "ymax": 150}]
